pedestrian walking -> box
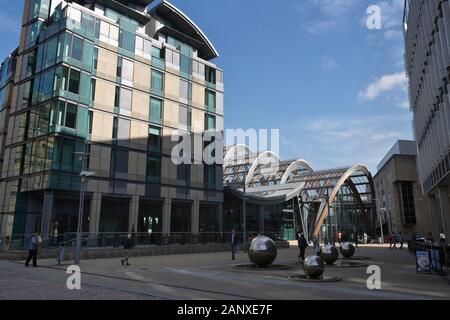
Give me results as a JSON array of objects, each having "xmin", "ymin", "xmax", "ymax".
[
  {"xmin": 297, "ymin": 233, "xmax": 308, "ymax": 261},
  {"xmin": 25, "ymin": 233, "xmax": 40, "ymax": 267},
  {"xmin": 312, "ymin": 235, "xmax": 320, "ymax": 255},
  {"xmin": 228, "ymin": 229, "xmax": 239, "ymax": 260},
  {"xmin": 391, "ymin": 232, "xmax": 398, "ymax": 250},
  {"xmin": 398, "ymin": 231, "xmax": 404, "ymax": 249},
  {"xmin": 121, "ymin": 234, "xmax": 134, "ymax": 266},
  {"xmin": 352, "ymin": 232, "xmax": 358, "ymax": 248}
]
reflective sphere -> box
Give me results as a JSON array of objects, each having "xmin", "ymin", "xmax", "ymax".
[
  {"xmin": 303, "ymin": 255, "xmax": 325, "ymax": 279},
  {"xmin": 319, "ymin": 245, "xmax": 339, "ymax": 265},
  {"xmin": 340, "ymin": 242, "xmax": 355, "ymax": 258},
  {"xmin": 248, "ymin": 235, "xmax": 277, "ymax": 267}
]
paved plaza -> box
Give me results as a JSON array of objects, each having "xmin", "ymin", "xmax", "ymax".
[{"xmin": 0, "ymin": 246, "xmax": 449, "ymax": 300}]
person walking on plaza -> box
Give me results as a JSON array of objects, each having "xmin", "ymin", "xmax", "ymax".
[
  {"xmin": 121, "ymin": 234, "xmax": 133, "ymax": 266},
  {"xmin": 391, "ymin": 232, "xmax": 398, "ymax": 250},
  {"xmin": 25, "ymin": 233, "xmax": 40, "ymax": 267},
  {"xmin": 298, "ymin": 233, "xmax": 308, "ymax": 261},
  {"xmin": 352, "ymin": 232, "xmax": 358, "ymax": 248},
  {"xmin": 228, "ymin": 229, "xmax": 238, "ymax": 260},
  {"xmin": 398, "ymin": 231, "xmax": 404, "ymax": 249},
  {"xmin": 312, "ymin": 234, "xmax": 320, "ymax": 255}
]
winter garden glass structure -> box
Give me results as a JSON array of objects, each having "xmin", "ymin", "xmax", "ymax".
[{"xmin": 223, "ymin": 145, "xmax": 377, "ymax": 242}]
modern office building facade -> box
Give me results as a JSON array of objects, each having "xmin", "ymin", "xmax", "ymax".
[
  {"xmin": 0, "ymin": 0, "xmax": 224, "ymax": 243},
  {"xmin": 404, "ymin": 0, "xmax": 450, "ymax": 240},
  {"xmin": 373, "ymin": 140, "xmax": 432, "ymax": 239}
]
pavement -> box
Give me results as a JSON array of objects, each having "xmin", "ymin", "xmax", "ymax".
[{"xmin": 0, "ymin": 246, "xmax": 449, "ymax": 300}]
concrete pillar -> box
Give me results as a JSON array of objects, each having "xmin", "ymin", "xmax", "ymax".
[
  {"xmin": 437, "ymin": 186, "xmax": 450, "ymax": 239},
  {"xmin": 162, "ymin": 198, "xmax": 171, "ymax": 235},
  {"xmin": 40, "ymin": 191, "xmax": 54, "ymax": 238},
  {"xmin": 129, "ymin": 195, "xmax": 139, "ymax": 233},
  {"xmin": 192, "ymin": 200, "xmax": 200, "ymax": 235},
  {"xmin": 428, "ymin": 195, "xmax": 441, "ymax": 240},
  {"xmin": 259, "ymin": 206, "xmax": 264, "ymax": 234},
  {"xmin": 88, "ymin": 193, "xmax": 101, "ymax": 235}
]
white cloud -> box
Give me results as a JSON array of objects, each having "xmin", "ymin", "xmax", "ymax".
[
  {"xmin": 300, "ymin": 0, "xmax": 362, "ymax": 34},
  {"xmin": 280, "ymin": 113, "xmax": 413, "ymax": 173},
  {"xmin": 359, "ymin": 72, "xmax": 407, "ymax": 100}
]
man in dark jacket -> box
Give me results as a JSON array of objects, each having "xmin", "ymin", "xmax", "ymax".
[
  {"xmin": 121, "ymin": 234, "xmax": 133, "ymax": 266},
  {"xmin": 228, "ymin": 229, "xmax": 238, "ymax": 260},
  {"xmin": 25, "ymin": 233, "xmax": 39, "ymax": 267},
  {"xmin": 298, "ymin": 233, "xmax": 308, "ymax": 261}
]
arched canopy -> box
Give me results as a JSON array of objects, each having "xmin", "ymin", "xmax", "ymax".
[
  {"xmin": 224, "ymin": 144, "xmax": 254, "ymax": 166},
  {"xmin": 280, "ymin": 159, "xmax": 314, "ymax": 184},
  {"xmin": 312, "ymin": 165, "xmax": 375, "ymax": 236},
  {"xmin": 245, "ymin": 151, "xmax": 281, "ymax": 187}
]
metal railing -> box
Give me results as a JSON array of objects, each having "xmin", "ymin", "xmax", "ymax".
[
  {"xmin": 408, "ymin": 240, "xmax": 449, "ymax": 273},
  {"xmin": 0, "ymin": 231, "xmax": 286, "ymax": 251}
]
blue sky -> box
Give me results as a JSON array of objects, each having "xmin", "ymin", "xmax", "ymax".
[{"xmin": 0, "ymin": 0, "xmax": 412, "ymax": 173}]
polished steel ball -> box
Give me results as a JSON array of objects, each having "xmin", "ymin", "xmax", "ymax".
[
  {"xmin": 319, "ymin": 245, "xmax": 339, "ymax": 265},
  {"xmin": 248, "ymin": 235, "xmax": 277, "ymax": 267},
  {"xmin": 303, "ymin": 255, "xmax": 325, "ymax": 279},
  {"xmin": 340, "ymin": 242, "xmax": 355, "ymax": 258}
]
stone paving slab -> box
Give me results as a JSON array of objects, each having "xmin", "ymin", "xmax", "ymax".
[{"xmin": 1, "ymin": 246, "xmax": 449, "ymax": 300}]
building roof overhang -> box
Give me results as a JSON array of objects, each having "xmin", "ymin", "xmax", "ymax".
[{"xmin": 151, "ymin": 0, "xmax": 219, "ymax": 60}]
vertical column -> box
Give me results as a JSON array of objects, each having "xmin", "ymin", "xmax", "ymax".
[
  {"xmin": 218, "ymin": 204, "xmax": 223, "ymax": 237},
  {"xmin": 40, "ymin": 191, "xmax": 54, "ymax": 238},
  {"xmin": 259, "ymin": 206, "xmax": 264, "ymax": 234},
  {"xmin": 129, "ymin": 195, "xmax": 139, "ymax": 233},
  {"xmin": 192, "ymin": 200, "xmax": 200, "ymax": 236},
  {"xmin": 162, "ymin": 198, "xmax": 171, "ymax": 235},
  {"xmin": 88, "ymin": 193, "xmax": 101, "ymax": 236},
  {"xmin": 428, "ymin": 195, "xmax": 441, "ymax": 240},
  {"xmin": 438, "ymin": 186, "xmax": 450, "ymax": 240}
]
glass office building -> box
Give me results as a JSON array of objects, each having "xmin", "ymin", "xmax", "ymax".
[{"xmin": 0, "ymin": 0, "xmax": 224, "ymax": 243}]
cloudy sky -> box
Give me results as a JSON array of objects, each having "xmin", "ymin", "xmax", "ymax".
[{"xmin": 0, "ymin": 0, "xmax": 412, "ymax": 174}]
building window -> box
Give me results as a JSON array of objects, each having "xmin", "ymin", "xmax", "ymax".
[
  {"xmin": 205, "ymin": 114, "xmax": 216, "ymax": 131},
  {"xmin": 119, "ymin": 87, "xmax": 132, "ymax": 112},
  {"xmin": 148, "ymin": 126, "xmax": 161, "ymax": 153},
  {"xmin": 151, "ymin": 70, "xmax": 163, "ymax": 94},
  {"xmin": 68, "ymin": 69, "xmax": 80, "ymax": 94},
  {"xmin": 150, "ymin": 98, "xmax": 163, "ymax": 124},
  {"xmin": 400, "ymin": 181, "xmax": 416, "ymax": 225},
  {"xmin": 146, "ymin": 156, "xmax": 161, "ymax": 183},
  {"xmin": 71, "ymin": 35, "xmax": 83, "ymax": 62},
  {"xmin": 119, "ymin": 29, "xmax": 135, "ymax": 53},
  {"xmin": 180, "ymin": 79, "xmax": 191, "ymax": 101},
  {"xmin": 205, "ymin": 65, "xmax": 216, "ymax": 84},
  {"xmin": 112, "ymin": 116, "xmax": 118, "ymax": 139},
  {"xmin": 121, "ymin": 58, "xmax": 134, "ymax": 85},
  {"xmin": 205, "ymin": 89, "xmax": 216, "ymax": 111},
  {"xmin": 177, "ymin": 163, "xmax": 190, "ymax": 185},
  {"xmin": 43, "ymin": 36, "xmax": 58, "ymax": 69},
  {"xmin": 65, "ymin": 103, "xmax": 77, "ymax": 129},
  {"xmin": 93, "ymin": 47, "xmax": 99, "ymax": 69},
  {"xmin": 204, "ymin": 165, "xmax": 216, "ymax": 188},
  {"xmin": 90, "ymin": 78, "xmax": 96, "ymax": 100},
  {"xmin": 88, "ymin": 110, "xmax": 93, "ymax": 135},
  {"xmin": 116, "ymin": 56, "xmax": 122, "ymax": 78}
]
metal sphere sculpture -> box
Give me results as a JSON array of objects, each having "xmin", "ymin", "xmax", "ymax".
[
  {"xmin": 248, "ymin": 235, "xmax": 277, "ymax": 267},
  {"xmin": 319, "ymin": 244, "xmax": 339, "ymax": 265},
  {"xmin": 303, "ymin": 255, "xmax": 325, "ymax": 279},
  {"xmin": 340, "ymin": 242, "xmax": 355, "ymax": 258}
]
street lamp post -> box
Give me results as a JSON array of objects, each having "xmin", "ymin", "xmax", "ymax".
[
  {"xmin": 74, "ymin": 149, "xmax": 95, "ymax": 265},
  {"xmin": 374, "ymin": 199, "xmax": 386, "ymax": 244},
  {"xmin": 242, "ymin": 177, "xmax": 247, "ymax": 251}
]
